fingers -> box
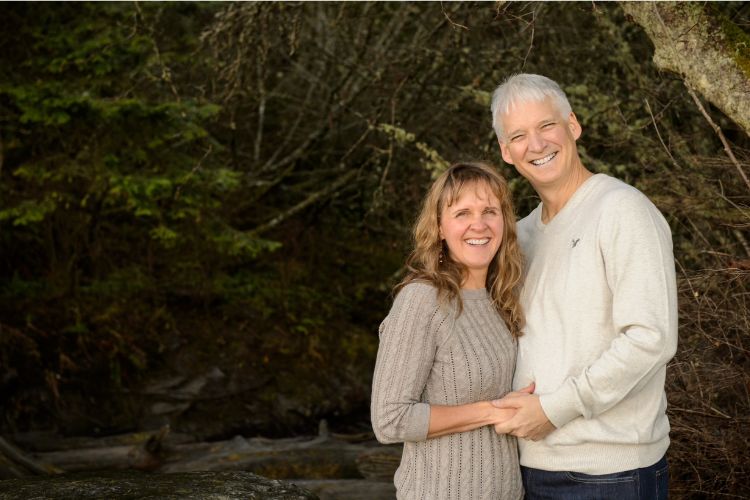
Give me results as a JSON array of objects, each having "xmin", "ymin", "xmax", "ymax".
[
  {"xmin": 491, "ymin": 398, "xmax": 522, "ymax": 410},
  {"xmin": 494, "ymin": 421, "xmax": 511, "ymax": 435},
  {"xmin": 519, "ymin": 382, "xmax": 536, "ymax": 394}
]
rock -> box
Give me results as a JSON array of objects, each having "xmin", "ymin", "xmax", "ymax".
[
  {"xmin": 0, "ymin": 471, "xmax": 318, "ymax": 499},
  {"xmin": 293, "ymin": 479, "xmax": 395, "ymax": 500}
]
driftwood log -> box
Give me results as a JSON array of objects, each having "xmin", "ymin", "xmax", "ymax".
[
  {"xmin": 0, "ymin": 436, "xmax": 62, "ymax": 478},
  {"xmin": 21, "ymin": 433, "xmax": 401, "ymax": 481},
  {"xmin": 1, "ymin": 427, "xmax": 401, "ymax": 500}
]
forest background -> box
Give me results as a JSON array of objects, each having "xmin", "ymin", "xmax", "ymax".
[{"xmin": 0, "ymin": 2, "xmax": 748, "ymax": 498}]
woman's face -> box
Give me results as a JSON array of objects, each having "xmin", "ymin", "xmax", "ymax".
[{"xmin": 439, "ymin": 182, "xmax": 504, "ymax": 289}]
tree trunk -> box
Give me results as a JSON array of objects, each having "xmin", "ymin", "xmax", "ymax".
[{"xmin": 621, "ymin": 2, "xmax": 750, "ymax": 136}]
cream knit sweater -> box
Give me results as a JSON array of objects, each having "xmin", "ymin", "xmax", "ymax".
[
  {"xmin": 371, "ymin": 283, "xmax": 523, "ymax": 500},
  {"xmin": 514, "ymin": 173, "xmax": 678, "ymax": 474}
]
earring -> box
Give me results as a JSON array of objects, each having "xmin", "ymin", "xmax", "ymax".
[{"xmin": 439, "ymin": 251, "xmax": 444, "ymax": 265}]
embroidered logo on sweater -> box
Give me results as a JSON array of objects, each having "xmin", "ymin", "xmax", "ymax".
[{"xmin": 571, "ymin": 238, "xmax": 581, "ymax": 248}]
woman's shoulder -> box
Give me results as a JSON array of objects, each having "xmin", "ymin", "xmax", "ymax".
[
  {"xmin": 392, "ymin": 280, "xmax": 453, "ymax": 324},
  {"xmin": 382, "ymin": 280, "xmax": 457, "ymax": 346},
  {"xmin": 397, "ymin": 280, "xmax": 439, "ymax": 300}
]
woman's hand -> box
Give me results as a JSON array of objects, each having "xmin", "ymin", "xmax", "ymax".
[
  {"xmin": 492, "ymin": 382, "xmax": 535, "ymax": 434},
  {"xmin": 492, "ymin": 381, "xmax": 556, "ymax": 440},
  {"xmin": 426, "ymin": 383, "xmax": 536, "ymax": 439}
]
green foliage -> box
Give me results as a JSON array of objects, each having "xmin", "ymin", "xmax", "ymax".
[
  {"xmin": 0, "ymin": 7, "xmax": 748, "ymax": 494},
  {"xmin": 0, "ymin": 2, "xmax": 280, "ymax": 431}
]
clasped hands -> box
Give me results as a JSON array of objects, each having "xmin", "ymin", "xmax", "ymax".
[{"xmin": 490, "ymin": 382, "xmax": 556, "ymax": 441}]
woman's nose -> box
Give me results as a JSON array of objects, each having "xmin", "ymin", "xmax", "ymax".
[{"xmin": 469, "ymin": 215, "xmax": 488, "ymax": 229}]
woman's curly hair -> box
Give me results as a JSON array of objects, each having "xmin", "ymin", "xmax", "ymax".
[{"xmin": 396, "ymin": 161, "xmax": 525, "ymax": 338}]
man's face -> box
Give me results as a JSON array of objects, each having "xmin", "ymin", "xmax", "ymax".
[{"xmin": 498, "ymin": 98, "xmax": 582, "ymax": 190}]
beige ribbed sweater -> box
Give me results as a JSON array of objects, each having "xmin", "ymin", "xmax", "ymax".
[{"xmin": 371, "ymin": 282, "xmax": 522, "ymax": 500}]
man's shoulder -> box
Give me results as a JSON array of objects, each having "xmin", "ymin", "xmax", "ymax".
[
  {"xmin": 592, "ymin": 175, "xmax": 659, "ymax": 216},
  {"xmin": 517, "ymin": 201, "xmax": 542, "ymax": 228},
  {"xmin": 591, "ymin": 175, "xmax": 671, "ymax": 244}
]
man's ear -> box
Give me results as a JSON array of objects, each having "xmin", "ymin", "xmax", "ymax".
[
  {"xmin": 568, "ymin": 112, "xmax": 582, "ymax": 140},
  {"xmin": 499, "ymin": 140, "xmax": 514, "ymax": 165}
]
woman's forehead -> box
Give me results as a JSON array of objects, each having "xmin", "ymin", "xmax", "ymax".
[{"xmin": 443, "ymin": 180, "xmax": 499, "ymax": 206}]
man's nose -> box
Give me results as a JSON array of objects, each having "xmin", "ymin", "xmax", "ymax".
[{"xmin": 527, "ymin": 131, "xmax": 546, "ymax": 152}]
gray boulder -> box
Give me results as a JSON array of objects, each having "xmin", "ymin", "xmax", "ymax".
[{"xmin": 0, "ymin": 471, "xmax": 318, "ymax": 500}]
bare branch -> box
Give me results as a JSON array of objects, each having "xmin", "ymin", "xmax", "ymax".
[
  {"xmin": 686, "ymin": 86, "xmax": 750, "ymax": 193},
  {"xmin": 644, "ymin": 98, "xmax": 681, "ymax": 170},
  {"xmin": 249, "ymin": 169, "xmax": 357, "ymax": 236},
  {"xmin": 441, "ymin": 2, "xmax": 469, "ymax": 31},
  {"xmin": 521, "ymin": 9, "xmax": 536, "ymax": 69}
]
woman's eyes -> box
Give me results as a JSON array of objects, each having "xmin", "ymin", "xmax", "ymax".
[{"xmin": 454, "ymin": 209, "xmax": 499, "ymax": 217}]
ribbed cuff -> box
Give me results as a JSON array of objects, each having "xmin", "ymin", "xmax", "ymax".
[
  {"xmin": 404, "ymin": 402, "xmax": 431, "ymax": 441},
  {"xmin": 539, "ymin": 382, "xmax": 581, "ymax": 429}
]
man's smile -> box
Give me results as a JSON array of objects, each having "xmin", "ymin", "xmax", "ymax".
[{"xmin": 530, "ymin": 152, "xmax": 557, "ymax": 166}]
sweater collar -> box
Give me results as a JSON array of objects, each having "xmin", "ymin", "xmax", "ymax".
[
  {"xmin": 533, "ymin": 173, "xmax": 608, "ymax": 233},
  {"xmin": 460, "ymin": 288, "xmax": 489, "ymax": 300}
]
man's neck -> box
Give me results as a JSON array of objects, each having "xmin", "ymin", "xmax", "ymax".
[{"xmin": 537, "ymin": 166, "xmax": 593, "ymax": 224}]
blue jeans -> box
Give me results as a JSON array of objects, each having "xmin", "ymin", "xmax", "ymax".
[{"xmin": 521, "ymin": 455, "xmax": 668, "ymax": 500}]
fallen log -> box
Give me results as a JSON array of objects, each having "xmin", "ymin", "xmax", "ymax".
[
  {"xmin": 0, "ymin": 452, "xmax": 28, "ymax": 480},
  {"xmin": 355, "ymin": 446, "xmax": 401, "ymax": 481},
  {"xmin": 9, "ymin": 428, "xmax": 196, "ymax": 452},
  {"xmin": 161, "ymin": 436, "xmax": 365, "ymax": 478},
  {"xmin": 28, "ymin": 432, "xmax": 401, "ymax": 481},
  {"xmin": 0, "ymin": 436, "xmax": 62, "ymax": 476}
]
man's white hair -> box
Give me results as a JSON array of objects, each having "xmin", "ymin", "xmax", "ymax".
[{"xmin": 490, "ymin": 73, "xmax": 572, "ymax": 142}]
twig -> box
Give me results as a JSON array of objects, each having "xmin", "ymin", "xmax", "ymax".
[
  {"xmin": 254, "ymin": 23, "xmax": 270, "ymax": 164},
  {"xmin": 521, "ymin": 11, "xmax": 535, "ymax": 69},
  {"xmin": 249, "ymin": 169, "xmax": 357, "ymax": 236},
  {"xmin": 174, "ymin": 145, "xmax": 213, "ymax": 201},
  {"xmin": 671, "ymin": 406, "xmax": 733, "ymax": 420},
  {"xmin": 644, "ymin": 98, "xmax": 681, "ymax": 170},
  {"xmin": 686, "ymin": 86, "xmax": 750, "ymax": 192},
  {"xmin": 134, "ymin": 3, "xmax": 181, "ymax": 102},
  {"xmin": 441, "ymin": 2, "xmax": 468, "ymax": 30}
]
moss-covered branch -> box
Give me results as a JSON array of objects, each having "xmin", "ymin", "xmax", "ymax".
[{"xmin": 621, "ymin": 2, "xmax": 750, "ymax": 135}]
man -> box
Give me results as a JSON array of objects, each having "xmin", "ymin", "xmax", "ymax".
[{"xmin": 490, "ymin": 74, "xmax": 678, "ymax": 499}]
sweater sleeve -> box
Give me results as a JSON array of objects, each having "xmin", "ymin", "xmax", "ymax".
[
  {"xmin": 370, "ymin": 282, "xmax": 447, "ymax": 444},
  {"xmin": 539, "ymin": 190, "xmax": 679, "ymax": 428}
]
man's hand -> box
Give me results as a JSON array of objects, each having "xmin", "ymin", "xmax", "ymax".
[{"xmin": 491, "ymin": 392, "xmax": 556, "ymax": 441}]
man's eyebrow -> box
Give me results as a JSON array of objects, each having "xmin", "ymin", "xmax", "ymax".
[{"xmin": 507, "ymin": 117, "xmax": 557, "ymax": 137}]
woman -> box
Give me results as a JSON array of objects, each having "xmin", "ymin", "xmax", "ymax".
[{"xmin": 371, "ymin": 162, "xmax": 527, "ymax": 499}]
